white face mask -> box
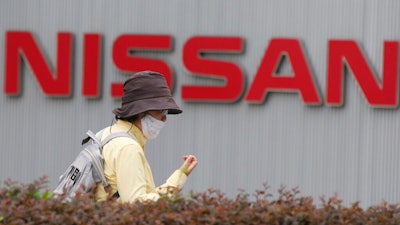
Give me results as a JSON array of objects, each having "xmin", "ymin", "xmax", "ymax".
[{"xmin": 141, "ymin": 114, "xmax": 166, "ymax": 140}]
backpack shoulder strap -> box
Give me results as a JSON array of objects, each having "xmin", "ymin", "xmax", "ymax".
[
  {"xmin": 95, "ymin": 130, "xmax": 136, "ymax": 199},
  {"xmin": 85, "ymin": 129, "xmax": 136, "ymax": 148},
  {"xmin": 86, "ymin": 129, "xmax": 104, "ymax": 146},
  {"xmin": 100, "ymin": 131, "xmax": 137, "ymax": 147}
]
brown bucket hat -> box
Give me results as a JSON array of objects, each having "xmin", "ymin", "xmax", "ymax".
[{"xmin": 113, "ymin": 71, "xmax": 182, "ymax": 118}]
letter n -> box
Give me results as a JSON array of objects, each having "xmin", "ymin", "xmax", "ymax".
[
  {"xmin": 5, "ymin": 31, "xmax": 72, "ymax": 97},
  {"xmin": 327, "ymin": 40, "xmax": 398, "ymax": 107}
]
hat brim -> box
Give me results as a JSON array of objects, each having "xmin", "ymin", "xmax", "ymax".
[{"xmin": 113, "ymin": 96, "xmax": 182, "ymax": 118}]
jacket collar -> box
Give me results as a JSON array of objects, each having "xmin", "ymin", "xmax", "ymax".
[{"xmin": 115, "ymin": 119, "xmax": 147, "ymax": 149}]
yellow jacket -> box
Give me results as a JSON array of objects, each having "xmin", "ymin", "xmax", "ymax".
[{"xmin": 95, "ymin": 119, "xmax": 187, "ymax": 203}]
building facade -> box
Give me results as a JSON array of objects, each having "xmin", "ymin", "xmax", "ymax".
[{"xmin": 1, "ymin": 0, "xmax": 400, "ymax": 207}]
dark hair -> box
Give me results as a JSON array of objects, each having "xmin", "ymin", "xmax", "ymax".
[{"xmin": 115, "ymin": 114, "xmax": 140, "ymax": 123}]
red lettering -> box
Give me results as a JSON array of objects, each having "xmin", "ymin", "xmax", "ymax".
[
  {"xmin": 5, "ymin": 32, "xmax": 72, "ymax": 96},
  {"xmin": 245, "ymin": 39, "xmax": 321, "ymax": 104},
  {"xmin": 111, "ymin": 34, "xmax": 173, "ymax": 98},
  {"xmin": 181, "ymin": 36, "xmax": 244, "ymax": 102},
  {"xmin": 327, "ymin": 40, "xmax": 398, "ymax": 107},
  {"xmin": 82, "ymin": 34, "xmax": 102, "ymax": 98},
  {"xmin": 4, "ymin": 31, "xmax": 399, "ymax": 110}
]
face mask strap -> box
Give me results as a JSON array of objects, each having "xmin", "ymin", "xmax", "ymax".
[{"xmin": 127, "ymin": 122, "xmax": 134, "ymax": 133}]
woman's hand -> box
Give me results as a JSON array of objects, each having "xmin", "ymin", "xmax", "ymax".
[{"xmin": 179, "ymin": 155, "xmax": 198, "ymax": 176}]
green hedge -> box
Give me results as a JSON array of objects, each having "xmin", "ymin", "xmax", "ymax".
[{"xmin": 1, "ymin": 176, "xmax": 399, "ymax": 225}]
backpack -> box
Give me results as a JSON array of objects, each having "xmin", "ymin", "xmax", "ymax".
[{"xmin": 53, "ymin": 128, "xmax": 135, "ymax": 198}]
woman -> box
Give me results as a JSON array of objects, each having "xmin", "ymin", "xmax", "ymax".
[{"xmin": 95, "ymin": 71, "xmax": 198, "ymax": 203}]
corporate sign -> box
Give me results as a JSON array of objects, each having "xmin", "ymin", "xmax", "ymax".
[{"xmin": 4, "ymin": 31, "xmax": 398, "ymax": 108}]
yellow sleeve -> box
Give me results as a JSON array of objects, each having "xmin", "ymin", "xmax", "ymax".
[{"xmin": 156, "ymin": 169, "xmax": 187, "ymax": 197}]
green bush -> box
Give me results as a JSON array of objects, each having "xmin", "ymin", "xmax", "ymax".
[{"xmin": 1, "ymin": 176, "xmax": 399, "ymax": 225}]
